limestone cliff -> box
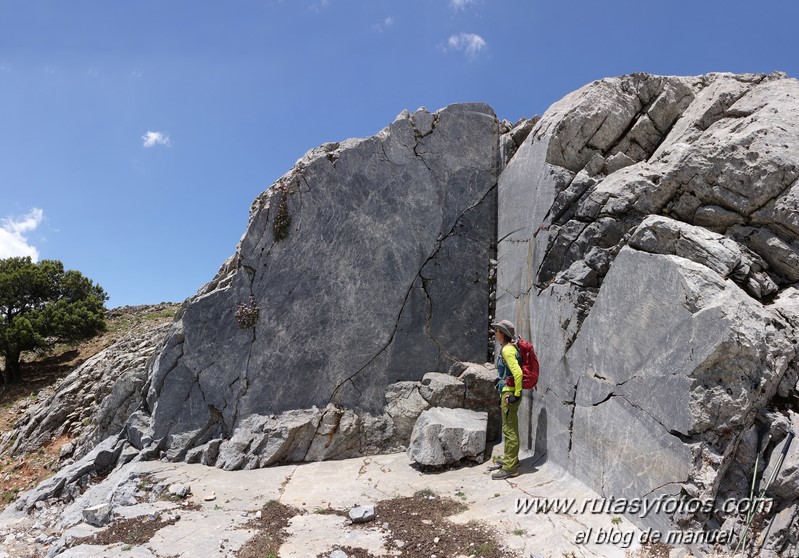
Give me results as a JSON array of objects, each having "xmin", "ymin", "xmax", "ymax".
[{"xmin": 497, "ymin": 72, "xmax": 799, "ymax": 554}]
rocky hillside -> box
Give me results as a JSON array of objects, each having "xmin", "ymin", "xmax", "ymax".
[{"xmin": 0, "ymin": 304, "xmax": 179, "ymax": 509}]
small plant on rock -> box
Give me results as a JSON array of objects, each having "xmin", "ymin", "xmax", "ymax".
[{"xmin": 235, "ymin": 295, "xmax": 260, "ymax": 329}]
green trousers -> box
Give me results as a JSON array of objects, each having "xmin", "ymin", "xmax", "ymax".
[{"xmin": 500, "ymin": 394, "xmax": 521, "ymax": 471}]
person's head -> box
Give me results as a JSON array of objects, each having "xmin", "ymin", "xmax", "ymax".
[{"xmin": 491, "ymin": 319, "xmax": 515, "ymax": 345}]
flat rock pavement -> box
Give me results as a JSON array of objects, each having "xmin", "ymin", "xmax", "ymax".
[{"xmin": 2, "ymin": 450, "xmax": 648, "ymax": 558}]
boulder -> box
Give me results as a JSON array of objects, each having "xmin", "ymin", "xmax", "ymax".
[
  {"xmin": 384, "ymin": 382, "xmax": 430, "ymax": 444},
  {"xmin": 419, "ymin": 372, "xmax": 465, "ymax": 408},
  {"xmin": 214, "ymin": 409, "xmax": 322, "ymax": 470},
  {"xmin": 406, "ymin": 407, "xmax": 487, "ymax": 467},
  {"xmin": 168, "ymin": 483, "xmax": 191, "ymax": 498},
  {"xmin": 82, "ymin": 503, "xmax": 112, "ymax": 527}
]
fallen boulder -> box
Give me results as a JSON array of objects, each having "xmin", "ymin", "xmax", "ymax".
[{"xmin": 406, "ymin": 407, "xmax": 487, "ymax": 467}]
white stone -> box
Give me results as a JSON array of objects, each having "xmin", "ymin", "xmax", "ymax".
[{"xmin": 167, "ymin": 483, "xmax": 190, "ymax": 498}]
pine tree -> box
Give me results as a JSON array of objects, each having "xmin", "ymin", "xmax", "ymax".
[{"xmin": 0, "ymin": 257, "xmax": 107, "ymax": 384}]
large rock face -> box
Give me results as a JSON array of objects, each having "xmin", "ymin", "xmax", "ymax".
[
  {"xmin": 497, "ymin": 72, "xmax": 799, "ymax": 544},
  {"xmin": 144, "ymin": 104, "xmax": 502, "ymax": 460}
]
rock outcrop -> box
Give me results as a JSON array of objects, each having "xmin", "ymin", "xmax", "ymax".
[
  {"xmin": 496, "ymin": 72, "xmax": 799, "ymax": 553},
  {"xmin": 141, "ymin": 104, "xmax": 503, "ymax": 462}
]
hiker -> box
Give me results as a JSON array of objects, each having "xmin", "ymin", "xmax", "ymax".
[{"xmin": 489, "ymin": 319, "xmax": 522, "ymax": 479}]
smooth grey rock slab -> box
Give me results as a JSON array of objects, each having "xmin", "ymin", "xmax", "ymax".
[
  {"xmin": 569, "ymin": 248, "xmax": 792, "ymax": 437},
  {"xmin": 406, "ymin": 407, "xmax": 487, "ymax": 467},
  {"xmin": 144, "ymin": 104, "xmax": 500, "ymax": 460}
]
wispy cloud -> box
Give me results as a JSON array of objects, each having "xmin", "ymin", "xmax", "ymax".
[
  {"xmin": 445, "ymin": 33, "xmax": 487, "ymax": 59},
  {"xmin": 449, "ymin": 0, "xmax": 475, "ymax": 10},
  {"xmin": 142, "ymin": 131, "xmax": 172, "ymax": 148},
  {"xmin": 373, "ymin": 16, "xmax": 394, "ymax": 32},
  {"xmin": 309, "ymin": 0, "xmax": 329, "ymax": 13},
  {"xmin": 0, "ymin": 208, "xmax": 44, "ymax": 261}
]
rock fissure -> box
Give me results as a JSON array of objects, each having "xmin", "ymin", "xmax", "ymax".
[
  {"xmin": 418, "ymin": 276, "xmax": 458, "ymax": 365},
  {"xmin": 694, "ymin": 84, "xmax": 760, "ymax": 132}
]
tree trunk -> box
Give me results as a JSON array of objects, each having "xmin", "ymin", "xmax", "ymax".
[{"xmin": 3, "ymin": 351, "xmax": 22, "ymax": 384}]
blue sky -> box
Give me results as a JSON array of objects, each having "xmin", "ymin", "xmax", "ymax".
[{"xmin": 1, "ymin": 0, "xmax": 797, "ymax": 308}]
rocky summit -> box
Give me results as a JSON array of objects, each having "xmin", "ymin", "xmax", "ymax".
[{"xmin": 2, "ymin": 72, "xmax": 799, "ymax": 557}]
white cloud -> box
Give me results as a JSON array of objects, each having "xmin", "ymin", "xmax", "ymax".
[
  {"xmin": 0, "ymin": 208, "xmax": 44, "ymax": 261},
  {"xmin": 449, "ymin": 0, "xmax": 475, "ymax": 10},
  {"xmin": 373, "ymin": 16, "xmax": 394, "ymax": 32},
  {"xmin": 446, "ymin": 33, "xmax": 487, "ymax": 58},
  {"xmin": 142, "ymin": 131, "xmax": 172, "ymax": 148}
]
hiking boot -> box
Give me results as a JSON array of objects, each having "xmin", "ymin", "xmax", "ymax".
[
  {"xmin": 491, "ymin": 468, "xmax": 519, "ymax": 480},
  {"xmin": 487, "ymin": 462, "xmax": 503, "ymax": 471}
]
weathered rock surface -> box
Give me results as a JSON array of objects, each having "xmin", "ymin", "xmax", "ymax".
[
  {"xmin": 142, "ymin": 104, "xmax": 501, "ymax": 461},
  {"xmin": 496, "ymin": 71, "xmax": 799, "ymax": 552},
  {"xmin": 406, "ymin": 407, "xmax": 487, "ymax": 467},
  {"xmin": 81, "ymin": 503, "xmax": 112, "ymax": 527}
]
